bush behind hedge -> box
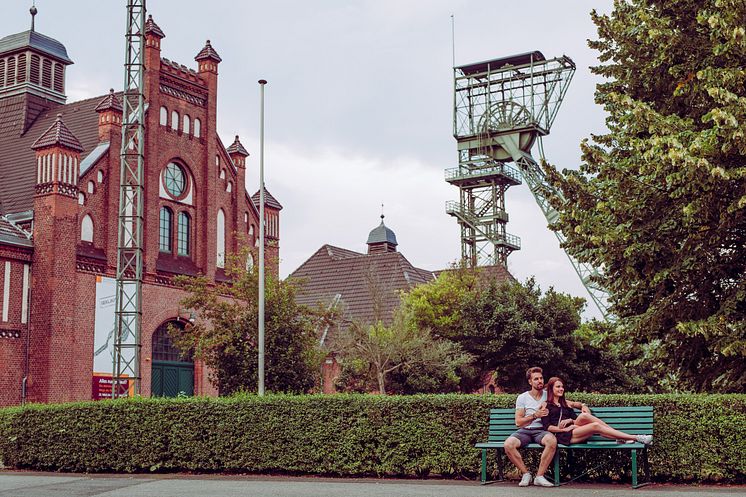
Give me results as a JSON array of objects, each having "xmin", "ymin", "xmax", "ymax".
[{"xmin": 0, "ymin": 394, "xmax": 744, "ymax": 482}]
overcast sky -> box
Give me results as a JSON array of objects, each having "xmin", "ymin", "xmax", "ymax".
[{"xmin": 6, "ymin": 1, "xmax": 613, "ymax": 319}]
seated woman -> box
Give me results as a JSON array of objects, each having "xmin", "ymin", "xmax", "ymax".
[{"xmin": 541, "ymin": 377, "xmax": 653, "ymax": 446}]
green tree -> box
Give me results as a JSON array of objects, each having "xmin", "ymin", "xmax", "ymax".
[
  {"xmin": 170, "ymin": 257, "xmax": 324, "ymax": 394},
  {"xmin": 402, "ymin": 270, "xmax": 633, "ymax": 393},
  {"xmin": 333, "ymin": 318, "xmax": 474, "ymax": 395},
  {"xmin": 546, "ymin": 0, "xmax": 746, "ymax": 392}
]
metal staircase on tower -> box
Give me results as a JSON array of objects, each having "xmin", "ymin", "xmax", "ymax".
[{"xmin": 446, "ymin": 51, "xmax": 611, "ymax": 320}]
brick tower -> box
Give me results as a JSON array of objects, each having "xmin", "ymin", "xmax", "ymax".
[{"xmin": 28, "ymin": 115, "xmax": 90, "ymax": 403}]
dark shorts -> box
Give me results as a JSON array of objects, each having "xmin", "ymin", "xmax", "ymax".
[{"xmin": 508, "ymin": 428, "xmax": 553, "ymax": 447}]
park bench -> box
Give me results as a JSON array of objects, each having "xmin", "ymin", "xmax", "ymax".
[{"xmin": 475, "ymin": 406, "xmax": 653, "ymax": 488}]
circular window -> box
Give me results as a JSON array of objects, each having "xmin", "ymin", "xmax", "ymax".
[{"xmin": 164, "ymin": 163, "xmax": 186, "ymax": 197}]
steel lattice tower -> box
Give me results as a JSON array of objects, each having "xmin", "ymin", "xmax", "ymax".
[
  {"xmin": 113, "ymin": 0, "xmax": 146, "ymax": 396},
  {"xmin": 446, "ymin": 51, "xmax": 611, "ymax": 319}
]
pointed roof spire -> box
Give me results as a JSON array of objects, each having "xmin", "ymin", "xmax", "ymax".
[
  {"xmin": 195, "ymin": 39, "xmax": 222, "ymax": 63},
  {"xmin": 226, "ymin": 135, "xmax": 249, "ymax": 156},
  {"xmin": 144, "ymin": 14, "xmax": 165, "ymax": 38},
  {"xmin": 30, "ymin": 3, "xmax": 37, "ymax": 31},
  {"xmin": 94, "ymin": 88, "xmax": 123, "ymax": 113},
  {"xmin": 31, "ymin": 114, "xmax": 84, "ymax": 152},
  {"xmin": 251, "ymin": 188, "xmax": 283, "ymax": 210}
]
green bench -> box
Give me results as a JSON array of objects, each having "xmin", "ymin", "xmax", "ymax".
[{"xmin": 475, "ymin": 406, "xmax": 653, "ymax": 488}]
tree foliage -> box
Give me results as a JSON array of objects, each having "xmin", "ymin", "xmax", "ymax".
[
  {"xmin": 170, "ymin": 257, "xmax": 324, "ymax": 395},
  {"xmin": 401, "ymin": 270, "xmax": 634, "ymax": 393},
  {"xmin": 333, "ymin": 318, "xmax": 474, "ymax": 395},
  {"xmin": 546, "ymin": 0, "xmax": 746, "ymax": 392}
]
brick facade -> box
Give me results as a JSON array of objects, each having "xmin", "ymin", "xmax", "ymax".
[{"xmin": 0, "ymin": 15, "xmax": 276, "ymax": 406}]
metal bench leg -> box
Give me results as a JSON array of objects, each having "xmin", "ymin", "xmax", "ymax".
[
  {"xmin": 553, "ymin": 451, "xmax": 560, "ymax": 486},
  {"xmin": 497, "ymin": 450, "xmax": 504, "ymax": 481},
  {"xmin": 480, "ymin": 449, "xmax": 487, "ymax": 484},
  {"xmin": 631, "ymin": 449, "xmax": 638, "ymax": 488}
]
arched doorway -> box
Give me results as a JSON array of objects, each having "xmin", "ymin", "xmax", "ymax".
[{"xmin": 151, "ymin": 321, "xmax": 194, "ymax": 397}]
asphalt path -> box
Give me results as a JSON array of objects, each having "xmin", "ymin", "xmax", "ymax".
[{"xmin": 0, "ymin": 472, "xmax": 743, "ymax": 497}]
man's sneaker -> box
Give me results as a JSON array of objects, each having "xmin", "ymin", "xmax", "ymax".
[
  {"xmin": 533, "ymin": 475, "xmax": 554, "ymax": 487},
  {"xmin": 635, "ymin": 434, "xmax": 653, "ymax": 445},
  {"xmin": 518, "ymin": 472, "xmax": 532, "ymax": 487}
]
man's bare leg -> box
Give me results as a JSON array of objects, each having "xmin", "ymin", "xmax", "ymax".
[
  {"xmin": 536, "ymin": 433, "xmax": 557, "ymax": 477},
  {"xmin": 504, "ymin": 436, "xmax": 529, "ymax": 474}
]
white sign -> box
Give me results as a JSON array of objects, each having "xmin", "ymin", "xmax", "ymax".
[{"xmin": 93, "ymin": 276, "xmax": 117, "ymax": 374}]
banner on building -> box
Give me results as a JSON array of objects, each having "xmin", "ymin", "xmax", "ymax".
[{"xmin": 93, "ymin": 275, "xmax": 133, "ymax": 399}]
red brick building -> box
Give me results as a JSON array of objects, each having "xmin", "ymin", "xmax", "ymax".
[{"xmin": 0, "ymin": 13, "xmax": 281, "ymax": 406}]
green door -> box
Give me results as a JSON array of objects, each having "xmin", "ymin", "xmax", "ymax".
[
  {"xmin": 151, "ymin": 321, "xmax": 194, "ymax": 397},
  {"xmin": 151, "ymin": 360, "xmax": 194, "ymax": 397}
]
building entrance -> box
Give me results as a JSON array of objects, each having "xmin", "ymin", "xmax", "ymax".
[{"xmin": 151, "ymin": 321, "xmax": 194, "ymax": 397}]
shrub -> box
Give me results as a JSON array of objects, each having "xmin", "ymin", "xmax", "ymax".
[{"xmin": 0, "ymin": 394, "xmax": 743, "ymax": 482}]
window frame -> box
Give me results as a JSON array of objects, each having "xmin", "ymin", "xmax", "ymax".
[{"xmin": 159, "ymin": 206, "xmax": 173, "ymax": 253}]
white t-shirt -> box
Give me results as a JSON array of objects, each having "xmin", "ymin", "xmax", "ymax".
[{"xmin": 516, "ymin": 390, "xmax": 547, "ymax": 429}]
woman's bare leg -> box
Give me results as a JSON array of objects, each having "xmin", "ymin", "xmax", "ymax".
[
  {"xmin": 569, "ymin": 421, "xmax": 637, "ymax": 444},
  {"xmin": 574, "ymin": 412, "xmax": 610, "ymax": 428}
]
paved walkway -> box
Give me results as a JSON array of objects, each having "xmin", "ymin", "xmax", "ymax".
[{"xmin": 0, "ymin": 472, "xmax": 743, "ymax": 497}]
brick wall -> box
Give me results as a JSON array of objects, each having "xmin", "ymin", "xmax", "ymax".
[{"xmin": 0, "ymin": 250, "xmax": 31, "ymax": 407}]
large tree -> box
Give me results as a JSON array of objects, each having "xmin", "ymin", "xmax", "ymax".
[
  {"xmin": 170, "ymin": 259, "xmax": 324, "ymax": 395},
  {"xmin": 402, "ymin": 271, "xmax": 633, "ymax": 393},
  {"xmin": 546, "ymin": 0, "xmax": 746, "ymax": 392}
]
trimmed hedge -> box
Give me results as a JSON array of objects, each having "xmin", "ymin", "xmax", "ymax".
[{"xmin": 0, "ymin": 394, "xmax": 744, "ymax": 482}]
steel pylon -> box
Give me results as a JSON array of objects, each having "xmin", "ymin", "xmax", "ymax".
[{"xmin": 113, "ymin": 0, "xmax": 146, "ymax": 396}]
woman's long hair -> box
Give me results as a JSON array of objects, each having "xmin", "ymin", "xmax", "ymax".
[{"xmin": 546, "ymin": 376, "xmax": 569, "ymax": 408}]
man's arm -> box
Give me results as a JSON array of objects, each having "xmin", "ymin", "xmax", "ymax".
[
  {"xmin": 515, "ymin": 403, "xmax": 549, "ymax": 428},
  {"xmin": 515, "ymin": 408, "xmax": 536, "ymax": 428},
  {"xmin": 567, "ymin": 400, "xmax": 590, "ymax": 413}
]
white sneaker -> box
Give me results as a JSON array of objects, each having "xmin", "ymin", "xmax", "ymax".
[
  {"xmin": 533, "ymin": 475, "xmax": 554, "ymax": 487},
  {"xmin": 518, "ymin": 472, "xmax": 532, "ymax": 487},
  {"xmin": 635, "ymin": 434, "xmax": 653, "ymax": 445}
]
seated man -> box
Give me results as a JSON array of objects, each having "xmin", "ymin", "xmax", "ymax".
[{"xmin": 503, "ymin": 366, "xmax": 556, "ymax": 487}]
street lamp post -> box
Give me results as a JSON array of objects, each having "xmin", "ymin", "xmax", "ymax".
[{"xmin": 257, "ymin": 79, "xmax": 267, "ymax": 396}]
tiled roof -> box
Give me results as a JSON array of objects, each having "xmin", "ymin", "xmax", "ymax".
[
  {"xmin": 0, "ymin": 29, "xmax": 73, "ymax": 64},
  {"xmin": 288, "ymin": 244, "xmax": 436, "ymax": 328},
  {"xmin": 194, "ymin": 40, "xmax": 222, "ymax": 63},
  {"xmin": 433, "ymin": 264, "xmax": 516, "ymax": 285},
  {"xmin": 31, "ymin": 114, "xmax": 84, "ymax": 152},
  {"xmin": 251, "ymin": 188, "xmax": 283, "ymax": 210},
  {"xmin": 144, "ymin": 15, "xmax": 165, "ymax": 39},
  {"xmin": 94, "ymin": 89, "xmax": 123, "ymax": 113},
  {"xmin": 226, "ymin": 135, "xmax": 249, "ymax": 156},
  {"xmin": 0, "ymin": 92, "xmax": 106, "ymax": 215}
]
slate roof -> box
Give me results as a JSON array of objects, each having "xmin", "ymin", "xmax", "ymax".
[
  {"xmin": 251, "ymin": 188, "xmax": 283, "ymax": 210},
  {"xmin": 288, "ymin": 244, "xmax": 436, "ymax": 328},
  {"xmin": 367, "ymin": 216, "xmax": 397, "ymax": 246},
  {"xmin": 31, "ymin": 114, "xmax": 84, "ymax": 151},
  {"xmin": 0, "ymin": 29, "xmax": 73, "ymax": 63},
  {"xmin": 0, "ymin": 92, "xmax": 108, "ymax": 215},
  {"xmin": 195, "ymin": 40, "xmax": 221, "ymax": 63},
  {"xmin": 0, "ymin": 215, "xmax": 32, "ymax": 247}
]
